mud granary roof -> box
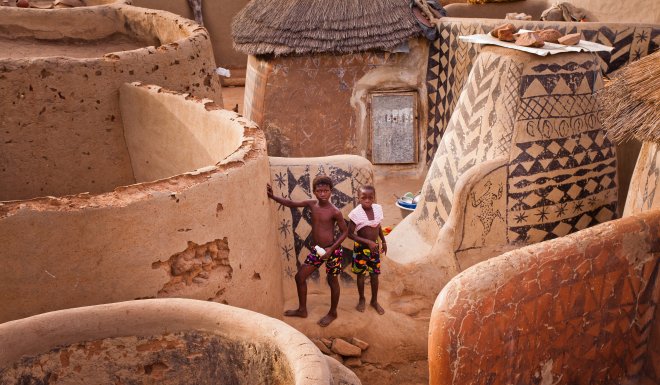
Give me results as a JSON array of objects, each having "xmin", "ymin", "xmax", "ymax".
[{"xmin": 231, "ymin": 0, "xmax": 422, "ymax": 56}]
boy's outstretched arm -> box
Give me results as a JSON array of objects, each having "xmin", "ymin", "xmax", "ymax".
[{"xmin": 266, "ymin": 184, "xmax": 312, "ymax": 208}]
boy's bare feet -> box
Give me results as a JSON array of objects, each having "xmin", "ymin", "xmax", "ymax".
[
  {"xmin": 284, "ymin": 309, "xmax": 307, "ymax": 318},
  {"xmin": 371, "ymin": 301, "xmax": 385, "ymax": 315},
  {"xmin": 318, "ymin": 313, "xmax": 337, "ymax": 327},
  {"xmin": 356, "ymin": 298, "xmax": 366, "ymax": 312}
]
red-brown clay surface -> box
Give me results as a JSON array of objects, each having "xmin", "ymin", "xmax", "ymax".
[{"xmin": 429, "ymin": 209, "xmax": 660, "ymax": 385}]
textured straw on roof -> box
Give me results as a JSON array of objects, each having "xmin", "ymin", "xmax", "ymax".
[
  {"xmin": 599, "ymin": 51, "xmax": 660, "ymax": 143},
  {"xmin": 231, "ymin": 0, "xmax": 422, "ymax": 56}
]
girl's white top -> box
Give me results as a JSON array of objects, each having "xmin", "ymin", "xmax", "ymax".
[{"xmin": 348, "ymin": 204, "xmax": 384, "ymax": 232}]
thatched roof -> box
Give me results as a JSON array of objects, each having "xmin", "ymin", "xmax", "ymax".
[
  {"xmin": 231, "ymin": 0, "xmax": 422, "ymax": 56},
  {"xmin": 599, "ymin": 50, "xmax": 660, "ymax": 143}
]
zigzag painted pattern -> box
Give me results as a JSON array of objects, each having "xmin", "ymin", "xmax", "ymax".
[{"xmin": 418, "ymin": 54, "xmax": 514, "ymax": 230}]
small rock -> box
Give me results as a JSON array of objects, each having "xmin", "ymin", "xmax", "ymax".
[
  {"xmin": 320, "ymin": 337, "xmax": 332, "ymax": 349},
  {"xmin": 537, "ymin": 29, "xmax": 563, "ymax": 44},
  {"xmin": 313, "ymin": 339, "xmax": 332, "ymax": 355},
  {"xmin": 497, "ymin": 28, "xmax": 515, "ymax": 42},
  {"xmin": 344, "ymin": 357, "xmax": 362, "ymax": 368},
  {"xmin": 558, "ymin": 33, "xmax": 581, "ymax": 45},
  {"xmin": 490, "ymin": 23, "xmax": 517, "ymax": 38},
  {"xmin": 16, "ymin": 0, "xmax": 29, "ymax": 7},
  {"xmin": 350, "ymin": 337, "xmax": 369, "ymax": 351},
  {"xmin": 515, "ymin": 32, "xmax": 545, "ymax": 48},
  {"xmin": 331, "ymin": 338, "xmax": 361, "ymax": 357}
]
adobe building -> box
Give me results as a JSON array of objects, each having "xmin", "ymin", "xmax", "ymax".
[
  {"xmin": 234, "ymin": 0, "xmax": 659, "ymax": 196},
  {"xmin": 233, "ymin": 0, "xmax": 430, "ymax": 178}
]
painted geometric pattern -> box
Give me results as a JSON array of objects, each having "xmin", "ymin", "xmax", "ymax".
[
  {"xmin": 425, "ymin": 21, "xmax": 660, "ymax": 165},
  {"xmin": 269, "ymin": 161, "xmax": 373, "ymax": 282},
  {"xmin": 445, "ymin": 234, "xmax": 659, "ymax": 385},
  {"xmin": 506, "ymin": 58, "xmax": 617, "ymax": 243},
  {"xmin": 507, "ymin": 129, "xmax": 617, "ymax": 243},
  {"xmin": 418, "ymin": 54, "xmax": 521, "ymax": 231}
]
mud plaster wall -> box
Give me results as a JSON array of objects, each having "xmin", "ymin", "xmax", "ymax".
[
  {"xmin": 268, "ymin": 155, "xmax": 374, "ymax": 300},
  {"xmin": 0, "ymin": 5, "xmax": 223, "ymax": 201},
  {"xmin": 444, "ymin": 0, "xmax": 660, "ymax": 24},
  {"xmin": 131, "ymin": 0, "xmax": 250, "ymax": 69},
  {"xmin": 0, "ymin": 91, "xmax": 282, "ymax": 324},
  {"xmin": 424, "ymin": 19, "xmax": 659, "ymax": 208},
  {"xmin": 245, "ymin": 41, "xmax": 429, "ymax": 175},
  {"xmin": 428, "ymin": 208, "xmax": 660, "ymax": 385},
  {"xmin": 0, "ymin": 331, "xmax": 293, "ymax": 385},
  {"xmin": 624, "ymin": 141, "xmax": 660, "ymax": 216},
  {"xmin": 120, "ymin": 83, "xmax": 242, "ymax": 182}
]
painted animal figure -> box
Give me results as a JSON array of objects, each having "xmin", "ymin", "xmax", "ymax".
[{"xmin": 187, "ymin": 0, "xmax": 204, "ymax": 26}]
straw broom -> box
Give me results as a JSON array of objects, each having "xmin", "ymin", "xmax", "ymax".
[{"xmin": 599, "ymin": 50, "xmax": 660, "ymax": 143}]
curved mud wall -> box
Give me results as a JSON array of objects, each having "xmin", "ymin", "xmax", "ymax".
[
  {"xmin": 428, "ymin": 208, "xmax": 660, "ymax": 385},
  {"xmin": 0, "ymin": 86, "xmax": 282, "ymax": 324},
  {"xmin": 0, "ymin": 4, "xmax": 223, "ymax": 201},
  {"xmin": 120, "ymin": 83, "xmax": 242, "ymax": 182},
  {"xmin": 0, "ymin": 300, "xmax": 336, "ymax": 385}
]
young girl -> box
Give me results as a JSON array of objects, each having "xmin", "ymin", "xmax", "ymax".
[{"xmin": 348, "ymin": 185, "xmax": 386, "ymax": 315}]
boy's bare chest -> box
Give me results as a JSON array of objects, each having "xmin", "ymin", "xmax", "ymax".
[{"xmin": 310, "ymin": 206, "xmax": 335, "ymax": 223}]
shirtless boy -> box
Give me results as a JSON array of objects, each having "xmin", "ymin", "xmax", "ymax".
[
  {"xmin": 267, "ymin": 175, "xmax": 348, "ymax": 327},
  {"xmin": 348, "ymin": 185, "xmax": 386, "ymax": 315}
]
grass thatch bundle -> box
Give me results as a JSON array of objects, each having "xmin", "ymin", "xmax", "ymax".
[
  {"xmin": 599, "ymin": 50, "xmax": 660, "ymax": 143},
  {"xmin": 231, "ymin": 0, "xmax": 422, "ymax": 56}
]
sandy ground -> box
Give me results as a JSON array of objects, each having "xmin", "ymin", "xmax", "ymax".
[
  {"xmin": 223, "ymin": 86, "xmax": 430, "ymax": 385},
  {"xmin": 0, "ymin": 34, "xmax": 147, "ymax": 59}
]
